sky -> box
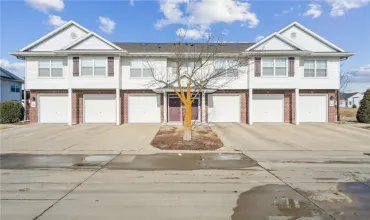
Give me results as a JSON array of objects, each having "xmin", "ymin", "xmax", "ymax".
[{"xmin": 0, "ymin": 0, "xmax": 369, "ymax": 92}]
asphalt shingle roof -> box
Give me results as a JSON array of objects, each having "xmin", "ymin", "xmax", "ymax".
[
  {"xmin": 0, "ymin": 67, "xmax": 24, "ymax": 82},
  {"xmin": 113, "ymin": 42, "xmax": 255, "ymax": 53},
  {"xmin": 340, "ymin": 92, "xmax": 359, "ymax": 99}
]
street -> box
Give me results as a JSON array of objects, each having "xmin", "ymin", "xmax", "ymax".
[{"xmin": 1, "ymin": 152, "xmax": 370, "ymax": 220}]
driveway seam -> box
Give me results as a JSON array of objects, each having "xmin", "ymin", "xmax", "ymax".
[
  {"xmin": 32, "ymin": 153, "xmax": 121, "ymax": 220},
  {"xmin": 254, "ymin": 161, "xmax": 336, "ymax": 220}
]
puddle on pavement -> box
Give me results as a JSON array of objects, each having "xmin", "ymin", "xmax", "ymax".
[
  {"xmin": 106, "ymin": 153, "xmax": 257, "ymax": 170},
  {"xmin": 231, "ymin": 184, "xmax": 332, "ymax": 220},
  {"xmin": 0, "ymin": 154, "xmax": 115, "ymax": 169}
]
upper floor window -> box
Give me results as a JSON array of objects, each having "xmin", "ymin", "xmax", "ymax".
[
  {"xmin": 10, "ymin": 84, "xmax": 20, "ymax": 93},
  {"xmin": 39, "ymin": 60, "xmax": 63, "ymax": 77},
  {"xmin": 130, "ymin": 60, "xmax": 151, "ymax": 78},
  {"xmin": 214, "ymin": 60, "xmax": 239, "ymax": 77},
  {"xmin": 262, "ymin": 58, "xmax": 287, "ymax": 77},
  {"xmin": 304, "ymin": 60, "xmax": 327, "ymax": 77},
  {"xmin": 81, "ymin": 57, "xmax": 106, "ymax": 76},
  {"xmin": 171, "ymin": 61, "xmax": 201, "ymax": 76}
]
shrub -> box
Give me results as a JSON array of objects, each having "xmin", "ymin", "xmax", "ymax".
[
  {"xmin": 356, "ymin": 90, "xmax": 370, "ymax": 123},
  {"xmin": 352, "ymin": 104, "xmax": 357, "ymax": 108},
  {"xmin": 0, "ymin": 101, "xmax": 24, "ymax": 124}
]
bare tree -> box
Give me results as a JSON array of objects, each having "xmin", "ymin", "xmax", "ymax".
[{"xmin": 144, "ymin": 35, "xmax": 253, "ymax": 140}]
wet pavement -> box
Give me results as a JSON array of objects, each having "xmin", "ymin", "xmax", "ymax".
[{"xmin": 1, "ymin": 152, "xmax": 370, "ymax": 220}]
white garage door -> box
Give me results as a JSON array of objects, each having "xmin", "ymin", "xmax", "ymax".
[
  {"xmin": 300, "ymin": 95, "xmax": 327, "ymax": 122},
  {"xmin": 39, "ymin": 95, "xmax": 68, "ymax": 123},
  {"xmin": 208, "ymin": 94, "xmax": 240, "ymax": 122},
  {"xmin": 128, "ymin": 95, "xmax": 161, "ymax": 123},
  {"xmin": 84, "ymin": 94, "xmax": 116, "ymax": 123},
  {"xmin": 253, "ymin": 94, "xmax": 284, "ymax": 123}
]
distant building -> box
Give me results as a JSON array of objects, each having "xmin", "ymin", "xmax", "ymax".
[
  {"xmin": 340, "ymin": 92, "xmax": 364, "ymax": 107},
  {"xmin": 0, "ymin": 67, "xmax": 24, "ymax": 102}
]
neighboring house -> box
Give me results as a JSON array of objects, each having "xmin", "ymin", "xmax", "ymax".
[
  {"xmin": 340, "ymin": 92, "xmax": 364, "ymax": 107},
  {"xmin": 0, "ymin": 67, "xmax": 24, "ymax": 102},
  {"xmin": 11, "ymin": 21, "xmax": 354, "ymax": 125}
]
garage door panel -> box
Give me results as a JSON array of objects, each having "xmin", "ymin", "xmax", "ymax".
[
  {"xmin": 128, "ymin": 95, "xmax": 161, "ymax": 123},
  {"xmin": 84, "ymin": 94, "xmax": 116, "ymax": 123},
  {"xmin": 208, "ymin": 94, "xmax": 240, "ymax": 122},
  {"xmin": 39, "ymin": 95, "xmax": 68, "ymax": 123},
  {"xmin": 299, "ymin": 95, "xmax": 327, "ymax": 122},
  {"xmin": 253, "ymin": 94, "xmax": 284, "ymax": 123}
]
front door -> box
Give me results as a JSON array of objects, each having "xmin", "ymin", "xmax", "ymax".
[
  {"xmin": 169, "ymin": 97, "xmax": 181, "ymax": 121},
  {"xmin": 192, "ymin": 98, "xmax": 199, "ymax": 120}
]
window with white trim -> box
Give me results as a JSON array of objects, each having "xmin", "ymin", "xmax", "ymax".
[
  {"xmin": 304, "ymin": 60, "xmax": 327, "ymax": 77},
  {"xmin": 130, "ymin": 60, "xmax": 151, "ymax": 77},
  {"xmin": 215, "ymin": 60, "xmax": 239, "ymax": 77},
  {"xmin": 81, "ymin": 57, "xmax": 106, "ymax": 76},
  {"xmin": 38, "ymin": 60, "xmax": 63, "ymax": 77},
  {"xmin": 261, "ymin": 58, "xmax": 287, "ymax": 76},
  {"xmin": 10, "ymin": 83, "xmax": 20, "ymax": 93}
]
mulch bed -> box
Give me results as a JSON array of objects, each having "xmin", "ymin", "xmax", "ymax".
[{"xmin": 151, "ymin": 126, "xmax": 223, "ymax": 150}]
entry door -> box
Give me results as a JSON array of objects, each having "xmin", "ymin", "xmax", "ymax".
[
  {"xmin": 253, "ymin": 94, "xmax": 284, "ymax": 123},
  {"xmin": 84, "ymin": 94, "xmax": 116, "ymax": 123},
  {"xmin": 169, "ymin": 97, "xmax": 182, "ymax": 122},
  {"xmin": 299, "ymin": 95, "xmax": 327, "ymax": 122},
  {"xmin": 39, "ymin": 95, "xmax": 68, "ymax": 123}
]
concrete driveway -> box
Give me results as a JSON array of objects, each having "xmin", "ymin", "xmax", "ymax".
[
  {"xmin": 212, "ymin": 123, "xmax": 370, "ymax": 152},
  {"xmin": 0, "ymin": 124, "xmax": 161, "ymax": 154}
]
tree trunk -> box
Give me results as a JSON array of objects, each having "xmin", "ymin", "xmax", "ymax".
[{"xmin": 183, "ymin": 83, "xmax": 192, "ymax": 141}]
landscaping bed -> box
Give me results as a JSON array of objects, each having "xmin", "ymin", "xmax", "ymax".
[{"xmin": 151, "ymin": 126, "xmax": 223, "ymax": 150}]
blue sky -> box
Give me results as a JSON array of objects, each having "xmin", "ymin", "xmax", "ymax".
[{"xmin": 1, "ymin": 0, "xmax": 369, "ymax": 92}]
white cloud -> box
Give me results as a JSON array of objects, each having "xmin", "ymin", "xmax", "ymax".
[
  {"xmin": 255, "ymin": 35, "xmax": 264, "ymax": 42},
  {"xmin": 25, "ymin": 0, "xmax": 64, "ymax": 13},
  {"xmin": 274, "ymin": 5, "xmax": 301, "ymax": 16},
  {"xmin": 155, "ymin": 0, "xmax": 259, "ymax": 30},
  {"xmin": 348, "ymin": 64, "xmax": 370, "ymax": 83},
  {"xmin": 47, "ymin": 15, "xmax": 67, "ymax": 28},
  {"xmin": 176, "ymin": 28, "xmax": 210, "ymax": 39},
  {"xmin": 325, "ymin": 0, "xmax": 370, "ymax": 16},
  {"xmin": 303, "ymin": 3, "xmax": 323, "ymax": 18},
  {"xmin": 98, "ymin": 16, "xmax": 116, "ymax": 34},
  {"xmin": 130, "ymin": 0, "xmax": 134, "ymax": 6},
  {"xmin": 221, "ymin": 29, "xmax": 230, "ymax": 36},
  {"xmin": 0, "ymin": 59, "xmax": 25, "ymax": 71}
]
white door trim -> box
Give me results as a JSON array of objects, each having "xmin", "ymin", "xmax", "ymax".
[
  {"xmin": 37, "ymin": 94, "xmax": 68, "ymax": 124},
  {"xmin": 83, "ymin": 94, "xmax": 116, "ymax": 124},
  {"xmin": 299, "ymin": 94, "xmax": 328, "ymax": 122},
  {"xmin": 252, "ymin": 94, "xmax": 284, "ymax": 123}
]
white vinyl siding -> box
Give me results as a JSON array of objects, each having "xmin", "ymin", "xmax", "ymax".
[
  {"xmin": 38, "ymin": 60, "xmax": 63, "ymax": 77},
  {"xmin": 130, "ymin": 60, "xmax": 151, "ymax": 78},
  {"xmin": 261, "ymin": 58, "xmax": 287, "ymax": 77},
  {"xmin": 304, "ymin": 60, "xmax": 327, "ymax": 77},
  {"xmin": 81, "ymin": 57, "xmax": 107, "ymax": 76}
]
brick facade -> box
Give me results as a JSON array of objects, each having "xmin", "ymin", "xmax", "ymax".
[
  {"xmin": 29, "ymin": 90, "xmax": 68, "ymax": 124},
  {"xmin": 29, "ymin": 89, "xmax": 336, "ymax": 125},
  {"xmin": 72, "ymin": 90, "xmax": 117, "ymax": 125}
]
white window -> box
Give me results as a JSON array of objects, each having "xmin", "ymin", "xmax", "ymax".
[
  {"xmin": 215, "ymin": 60, "xmax": 239, "ymax": 77},
  {"xmin": 10, "ymin": 84, "xmax": 20, "ymax": 93},
  {"xmin": 261, "ymin": 58, "xmax": 287, "ymax": 77},
  {"xmin": 81, "ymin": 57, "xmax": 106, "ymax": 76},
  {"xmin": 130, "ymin": 60, "xmax": 152, "ymax": 78},
  {"xmin": 38, "ymin": 60, "xmax": 63, "ymax": 77},
  {"xmin": 304, "ymin": 60, "xmax": 327, "ymax": 77}
]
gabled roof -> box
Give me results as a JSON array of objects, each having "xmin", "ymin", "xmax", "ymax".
[
  {"xmin": 246, "ymin": 32, "xmax": 306, "ymax": 51},
  {"xmin": 62, "ymin": 32, "xmax": 124, "ymax": 51},
  {"xmin": 278, "ymin": 22, "xmax": 345, "ymax": 52},
  {"xmin": 340, "ymin": 92, "xmax": 360, "ymax": 99},
  {"xmin": 0, "ymin": 67, "xmax": 24, "ymax": 82},
  {"xmin": 20, "ymin": 21, "xmax": 90, "ymax": 52}
]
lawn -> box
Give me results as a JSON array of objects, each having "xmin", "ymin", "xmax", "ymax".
[
  {"xmin": 340, "ymin": 107, "xmax": 358, "ymax": 122},
  {"xmin": 151, "ymin": 126, "xmax": 223, "ymax": 150}
]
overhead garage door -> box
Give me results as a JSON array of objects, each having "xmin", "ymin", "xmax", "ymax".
[
  {"xmin": 128, "ymin": 94, "xmax": 161, "ymax": 123},
  {"xmin": 300, "ymin": 95, "xmax": 327, "ymax": 122},
  {"xmin": 84, "ymin": 94, "xmax": 116, "ymax": 123},
  {"xmin": 39, "ymin": 95, "xmax": 68, "ymax": 123},
  {"xmin": 253, "ymin": 94, "xmax": 284, "ymax": 123},
  {"xmin": 208, "ymin": 94, "xmax": 240, "ymax": 122}
]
